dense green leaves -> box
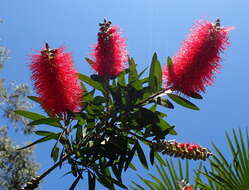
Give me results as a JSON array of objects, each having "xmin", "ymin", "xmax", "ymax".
[{"xmin": 20, "ymin": 53, "xmax": 209, "ymax": 190}]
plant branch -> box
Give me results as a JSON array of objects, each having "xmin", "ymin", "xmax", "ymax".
[
  {"xmin": 21, "ymin": 154, "xmax": 70, "ymax": 190},
  {"xmin": 136, "ymin": 88, "xmax": 172, "ymax": 107}
]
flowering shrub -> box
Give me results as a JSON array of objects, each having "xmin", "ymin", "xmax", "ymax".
[{"xmin": 15, "ymin": 19, "xmax": 231, "ymax": 190}]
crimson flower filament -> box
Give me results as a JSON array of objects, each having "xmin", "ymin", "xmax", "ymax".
[
  {"xmin": 163, "ymin": 19, "xmax": 231, "ymax": 95},
  {"xmin": 91, "ymin": 20, "xmax": 128, "ymax": 77},
  {"xmin": 30, "ymin": 43, "xmax": 82, "ymax": 116}
]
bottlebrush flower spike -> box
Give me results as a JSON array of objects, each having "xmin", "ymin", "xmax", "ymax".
[
  {"xmin": 163, "ymin": 19, "xmax": 232, "ymax": 95},
  {"xmin": 91, "ymin": 20, "xmax": 128, "ymax": 77},
  {"xmin": 153, "ymin": 140, "xmax": 213, "ymax": 160},
  {"xmin": 30, "ymin": 43, "xmax": 82, "ymax": 116}
]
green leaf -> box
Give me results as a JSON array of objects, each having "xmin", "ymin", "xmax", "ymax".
[
  {"xmin": 167, "ymin": 56, "xmax": 173, "ymax": 67},
  {"xmin": 69, "ymin": 174, "xmax": 82, "ymax": 190},
  {"xmin": 151, "ymin": 119, "xmax": 173, "ymax": 139},
  {"xmin": 83, "ymin": 89, "xmax": 95, "ymax": 102},
  {"xmin": 28, "ymin": 118, "xmax": 62, "ymax": 127},
  {"xmin": 51, "ymin": 146, "xmax": 59, "ymax": 162},
  {"xmin": 154, "ymin": 97, "xmax": 174, "ymax": 109},
  {"xmin": 187, "ymin": 92, "xmax": 203, "ymax": 99},
  {"xmin": 85, "ymin": 57, "xmax": 95, "ymax": 65},
  {"xmin": 150, "ymin": 147, "xmax": 155, "ymax": 165},
  {"xmin": 17, "ymin": 133, "xmax": 60, "ymax": 150},
  {"xmin": 138, "ymin": 67, "xmax": 148, "ymax": 79},
  {"xmin": 149, "ymin": 53, "xmax": 162, "ymax": 93},
  {"xmin": 110, "ymin": 86, "xmax": 123, "ymax": 106},
  {"xmin": 129, "ymin": 163, "xmax": 137, "ymax": 171},
  {"xmin": 78, "ymin": 73, "xmax": 104, "ymax": 92},
  {"xmin": 76, "ymin": 124, "xmax": 82, "ymax": 144},
  {"xmin": 158, "ymin": 119, "xmax": 171, "ymax": 131},
  {"xmin": 128, "ymin": 57, "xmax": 142, "ymax": 89},
  {"xmin": 88, "ymin": 171, "xmax": 96, "ymax": 190},
  {"xmin": 167, "ymin": 93, "xmax": 200, "ymax": 110},
  {"xmin": 128, "ymin": 57, "xmax": 139, "ymax": 83},
  {"xmin": 118, "ymin": 71, "xmax": 126, "ymax": 86},
  {"xmin": 27, "ymin": 96, "xmax": 41, "ymax": 104},
  {"xmin": 169, "ymin": 127, "xmax": 177, "ymax": 135},
  {"xmin": 155, "ymin": 152, "xmax": 166, "ymax": 166},
  {"xmin": 137, "ymin": 176, "xmax": 160, "ymax": 190},
  {"xmin": 136, "ymin": 142, "xmax": 148, "ymax": 169},
  {"xmin": 93, "ymin": 96, "xmax": 105, "ymax": 105},
  {"xmin": 112, "ymin": 164, "xmax": 121, "ymax": 182},
  {"xmin": 80, "ymin": 82, "xmax": 88, "ymax": 93},
  {"xmin": 35, "ymin": 130, "xmax": 57, "ymax": 136},
  {"xmin": 14, "ymin": 110, "xmax": 46, "ymax": 120},
  {"xmin": 96, "ymin": 172, "xmax": 115, "ymax": 190},
  {"xmin": 124, "ymin": 145, "xmax": 136, "ymax": 171},
  {"xmin": 134, "ymin": 108, "xmax": 159, "ymax": 127},
  {"xmin": 91, "ymin": 74, "xmax": 105, "ymax": 83}
]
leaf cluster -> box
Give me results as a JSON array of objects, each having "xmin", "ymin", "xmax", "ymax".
[{"xmin": 16, "ymin": 53, "xmax": 203, "ymax": 190}]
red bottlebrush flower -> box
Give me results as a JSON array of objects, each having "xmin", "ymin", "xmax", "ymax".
[
  {"xmin": 30, "ymin": 43, "xmax": 82, "ymax": 116},
  {"xmin": 163, "ymin": 19, "xmax": 232, "ymax": 95},
  {"xmin": 91, "ymin": 20, "xmax": 128, "ymax": 77}
]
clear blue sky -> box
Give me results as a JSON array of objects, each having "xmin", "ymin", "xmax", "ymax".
[{"xmin": 1, "ymin": 0, "xmax": 249, "ymax": 189}]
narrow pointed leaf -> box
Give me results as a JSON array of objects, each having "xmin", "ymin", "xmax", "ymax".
[
  {"xmin": 167, "ymin": 93, "xmax": 200, "ymax": 110},
  {"xmin": 28, "ymin": 118, "xmax": 62, "ymax": 127},
  {"xmin": 167, "ymin": 56, "xmax": 173, "ymax": 67},
  {"xmin": 14, "ymin": 110, "xmax": 46, "ymax": 120},
  {"xmin": 150, "ymin": 147, "xmax": 155, "ymax": 165},
  {"xmin": 149, "ymin": 53, "xmax": 162, "ymax": 93},
  {"xmin": 85, "ymin": 57, "xmax": 95, "ymax": 65},
  {"xmin": 51, "ymin": 146, "xmax": 59, "ymax": 162},
  {"xmin": 88, "ymin": 171, "xmax": 96, "ymax": 190},
  {"xmin": 17, "ymin": 133, "xmax": 60, "ymax": 150},
  {"xmin": 27, "ymin": 96, "xmax": 41, "ymax": 104},
  {"xmin": 69, "ymin": 174, "xmax": 82, "ymax": 190},
  {"xmin": 78, "ymin": 73, "xmax": 104, "ymax": 92},
  {"xmin": 136, "ymin": 142, "xmax": 148, "ymax": 169}
]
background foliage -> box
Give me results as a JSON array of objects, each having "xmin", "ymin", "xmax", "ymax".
[{"xmin": 0, "ymin": 24, "xmax": 39, "ymax": 190}]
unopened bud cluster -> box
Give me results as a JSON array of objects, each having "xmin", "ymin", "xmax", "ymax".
[
  {"xmin": 98, "ymin": 19, "xmax": 112, "ymax": 41},
  {"xmin": 153, "ymin": 140, "xmax": 213, "ymax": 160}
]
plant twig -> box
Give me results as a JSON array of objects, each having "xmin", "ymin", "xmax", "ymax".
[
  {"xmin": 21, "ymin": 154, "xmax": 70, "ymax": 190},
  {"xmin": 136, "ymin": 88, "xmax": 171, "ymax": 107}
]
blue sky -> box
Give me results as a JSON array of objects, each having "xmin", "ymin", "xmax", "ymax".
[{"xmin": 1, "ymin": 0, "xmax": 249, "ymax": 189}]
